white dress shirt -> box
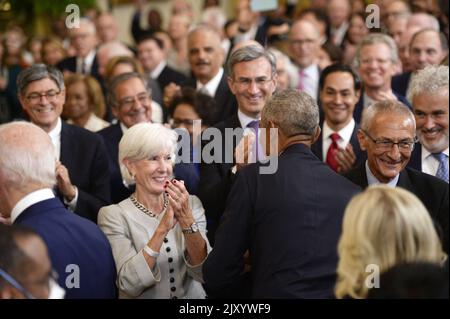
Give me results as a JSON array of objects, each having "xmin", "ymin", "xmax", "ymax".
[
  {"xmin": 365, "ymin": 160, "xmax": 399, "ymax": 187},
  {"xmin": 11, "ymin": 188, "xmax": 55, "ymax": 223},
  {"xmin": 67, "ymin": 114, "xmax": 110, "ymax": 132},
  {"xmin": 196, "ymin": 67, "xmax": 224, "ymax": 97},
  {"xmin": 321, "ymin": 119, "xmax": 356, "ymax": 161},
  {"xmin": 421, "ymin": 147, "xmax": 449, "ymax": 177},
  {"xmin": 77, "ymin": 50, "xmax": 96, "ymax": 75},
  {"xmin": 291, "ymin": 63, "xmax": 320, "ymax": 101},
  {"xmin": 150, "ymin": 60, "xmax": 166, "ymax": 79},
  {"xmin": 48, "ymin": 118, "xmax": 78, "ymax": 210}
]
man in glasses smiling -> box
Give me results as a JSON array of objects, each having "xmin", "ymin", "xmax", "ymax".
[{"xmin": 344, "ymin": 100, "xmax": 449, "ymax": 253}]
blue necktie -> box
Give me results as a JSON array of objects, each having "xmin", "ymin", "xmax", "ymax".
[
  {"xmin": 432, "ymin": 152, "xmax": 449, "ymax": 183},
  {"xmin": 247, "ymin": 120, "xmax": 260, "ymax": 162}
]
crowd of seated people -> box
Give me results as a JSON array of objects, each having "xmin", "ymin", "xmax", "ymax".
[{"xmin": 0, "ymin": 0, "xmax": 448, "ymax": 299}]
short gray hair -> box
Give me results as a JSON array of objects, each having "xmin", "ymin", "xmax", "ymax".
[
  {"xmin": 227, "ymin": 44, "xmax": 277, "ymax": 79},
  {"xmin": 119, "ymin": 123, "xmax": 178, "ymax": 185},
  {"xmin": 355, "ymin": 33, "xmax": 399, "ymax": 67},
  {"xmin": 408, "ymin": 65, "xmax": 449, "ymax": 102},
  {"xmin": 262, "ymin": 89, "xmax": 319, "ymax": 136},
  {"xmin": 107, "ymin": 72, "xmax": 150, "ymax": 108},
  {"xmin": 0, "ymin": 122, "xmax": 56, "ymax": 189},
  {"xmin": 17, "ymin": 64, "xmax": 65, "ymax": 96},
  {"xmin": 361, "ymin": 100, "xmax": 416, "ymax": 133}
]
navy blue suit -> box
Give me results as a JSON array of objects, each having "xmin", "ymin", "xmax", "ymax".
[
  {"xmin": 56, "ymin": 55, "xmax": 102, "ymax": 84},
  {"xmin": 311, "ymin": 122, "xmax": 366, "ymax": 170},
  {"xmin": 391, "ymin": 72, "xmax": 412, "ymax": 98},
  {"xmin": 203, "ymin": 143, "xmax": 361, "ymax": 298},
  {"xmin": 14, "ymin": 197, "xmax": 117, "ymax": 299},
  {"xmin": 353, "ymin": 90, "xmax": 411, "ymax": 124},
  {"xmin": 408, "ymin": 142, "xmax": 423, "ymax": 171},
  {"xmin": 345, "ymin": 165, "xmax": 449, "ymax": 253},
  {"xmin": 60, "ymin": 122, "xmax": 111, "ymax": 222}
]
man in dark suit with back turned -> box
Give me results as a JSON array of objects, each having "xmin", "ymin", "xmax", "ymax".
[
  {"xmin": 344, "ymin": 100, "xmax": 449, "ymax": 253},
  {"xmin": 0, "ymin": 122, "xmax": 116, "ymax": 299},
  {"xmin": 17, "ymin": 64, "xmax": 110, "ymax": 223},
  {"xmin": 312, "ymin": 64, "xmax": 366, "ymax": 173},
  {"xmin": 203, "ymin": 89, "xmax": 361, "ymax": 298}
]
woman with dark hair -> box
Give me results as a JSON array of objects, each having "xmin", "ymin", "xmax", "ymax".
[{"xmin": 169, "ymin": 87, "xmax": 218, "ymax": 195}]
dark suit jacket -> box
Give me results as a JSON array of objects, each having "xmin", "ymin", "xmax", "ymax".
[
  {"xmin": 184, "ymin": 72, "xmax": 238, "ymax": 125},
  {"xmin": 391, "ymin": 72, "xmax": 412, "ymax": 98},
  {"xmin": 203, "ymin": 143, "xmax": 361, "ymax": 298},
  {"xmin": 198, "ymin": 114, "xmax": 242, "ymax": 245},
  {"xmin": 353, "ymin": 90, "xmax": 411, "ymax": 124},
  {"xmin": 60, "ymin": 122, "xmax": 111, "ymax": 222},
  {"xmin": 97, "ymin": 123, "xmax": 132, "ymax": 204},
  {"xmin": 345, "ymin": 165, "xmax": 449, "ymax": 253},
  {"xmin": 311, "ymin": 122, "xmax": 366, "ymax": 170},
  {"xmin": 157, "ymin": 65, "xmax": 187, "ymax": 91},
  {"xmin": 14, "ymin": 197, "xmax": 117, "ymax": 299},
  {"xmin": 56, "ymin": 54, "xmax": 102, "ymax": 84}
]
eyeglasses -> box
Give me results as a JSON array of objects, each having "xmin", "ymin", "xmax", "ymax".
[
  {"xmin": 359, "ymin": 58, "xmax": 392, "ymax": 66},
  {"xmin": 118, "ymin": 92, "xmax": 151, "ymax": 109},
  {"xmin": 26, "ymin": 90, "xmax": 61, "ymax": 103},
  {"xmin": 290, "ymin": 39, "xmax": 317, "ymax": 46},
  {"xmin": 233, "ymin": 77, "xmax": 273, "ymax": 89},
  {"xmin": 362, "ymin": 130, "xmax": 417, "ymax": 152},
  {"xmin": 0, "ymin": 267, "xmax": 59, "ymax": 299}
]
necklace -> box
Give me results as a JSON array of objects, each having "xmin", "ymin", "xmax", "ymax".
[{"xmin": 130, "ymin": 193, "xmax": 168, "ymax": 218}]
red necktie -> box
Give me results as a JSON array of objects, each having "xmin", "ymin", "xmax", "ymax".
[{"xmin": 326, "ymin": 133, "xmax": 340, "ymax": 171}]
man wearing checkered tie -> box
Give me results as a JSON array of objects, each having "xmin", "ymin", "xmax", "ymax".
[{"xmin": 408, "ymin": 65, "xmax": 449, "ymax": 184}]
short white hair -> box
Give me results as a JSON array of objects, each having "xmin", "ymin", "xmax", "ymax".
[
  {"xmin": 0, "ymin": 122, "xmax": 56, "ymax": 189},
  {"xmin": 408, "ymin": 65, "xmax": 449, "ymax": 102},
  {"xmin": 119, "ymin": 123, "xmax": 178, "ymax": 185}
]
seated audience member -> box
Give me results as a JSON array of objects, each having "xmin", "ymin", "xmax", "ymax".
[
  {"xmin": 0, "ymin": 224, "xmax": 64, "ymax": 299},
  {"xmin": 63, "ymin": 74, "xmax": 110, "ymax": 132},
  {"xmin": 104, "ymin": 56, "xmax": 163, "ymax": 123},
  {"xmin": 367, "ymin": 262, "xmax": 449, "ymax": 299},
  {"xmin": 169, "ymin": 87, "xmax": 218, "ymax": 195},
  {"xmin": 203, "ymin": 89, "xmax": 361, "ymax": 298},
  {"xmin": 335, "ymin": 186, "xmax": 446, "ymax": 299},
  {"xmin": 312, "ymin": 64, "xmax": 366, "ymax": 173},
  {"xmin": 98, "ymin": 123, "xmax": 210, "ymax": 299},
  {"xmin": 98, "ymin": 72, "xmax": 153, "ymax": 204},
  {"xmin": 41, "ymin": 37, "xmax": 66, "ymax": 67},
  {"xmin": 408, "ymin": 65, "xmax": 449, "ymax": 182},
  {"xmin": 353, "ymin": 33, "xmax": 411, "ymax": 123},
  {"xmin": 17, "ymin": 64, "xmax": 111, "ymax": 222},
  {"xmin": 0, "ymin": 122, "xmax": 116, "ymax": 298},
  {"xmin": 344, "ymin": 100, "xmax": 449, "ymax": 253}
]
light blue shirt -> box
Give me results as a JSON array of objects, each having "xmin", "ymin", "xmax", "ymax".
[{"xmin": 365, "ymin": 160, "xmax": 399, "ymax": 187}]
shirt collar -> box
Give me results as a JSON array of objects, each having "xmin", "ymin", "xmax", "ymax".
[
  {"xmin": 150, "ymin": 60, "xmax": 166, "ymax": 79},
  {"xmin": 120, "ymin": 122, "xmax": 129, "ymax": 134},
  {"xmin": 237, "ymin": 109, "xmax": 259, "ymax": 129},
  {"xmin": 323, "ymin": 118, "xmax": 355, "ymax": 143},
  {"xmin": 422, "ymin": 145, "xmax": 449, "ymax": 162},
  {"xmin": 301, "ymin": 63, "xmax": 319, "ymax": 77},
  {"xmin": 365, "ymin": 160, "xmax": 399, "ymax": 187},
  {"xmin": 11, "ymin": 188, "xmax": 55, "ymax": 223},
  {"xmin": 77, "ymin": 50, "xmax": 96, "ymax": 70},
  {"xmin": 196, "ymin": 67, "xmax": 224, "ymax": 97},
  {"xmin": 48, "ymin": 117, "xmax": 62, "ymax": 141}
]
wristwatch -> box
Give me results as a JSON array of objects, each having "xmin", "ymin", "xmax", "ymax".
[{"xmin": 182, "ymin": 222, "xmax": 199, "ymax": 234}]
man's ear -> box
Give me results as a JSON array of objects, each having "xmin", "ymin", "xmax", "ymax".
[
  {"xmin": 311, "ymin": 125, "xmax": 321, "ymax": 144},
  {"xmin": 357, "ymin": 129, "xmax": 367, "ymax": 151}
]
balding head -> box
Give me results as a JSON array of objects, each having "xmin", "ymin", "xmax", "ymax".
[
  {"xmin": 289, "ymin": 20, "xmax": 321, "ymax": 68},
  {"xmin": 0, "ymin": 122, "xmax": 56, "ymax": 195},
  {"xmin": 407, "ymin": 13, "xmax": 440, "ymax": 31},
  {"xmin": 97, "ymin": 41, "xmax": 134, "ymax": 77}
]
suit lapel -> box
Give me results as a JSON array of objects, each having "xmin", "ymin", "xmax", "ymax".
[{"xmin": 396, "ymin": 169, "xmax": 415, "ymax": 192}]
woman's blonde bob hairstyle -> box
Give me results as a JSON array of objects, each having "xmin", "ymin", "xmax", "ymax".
[
  {"xmin": 119, "ymin": 123, "xmax": 178, "ymax": 185},
  {"xmin": 335, "ymin": 185, "xmax": 446, "ymax": 299}
]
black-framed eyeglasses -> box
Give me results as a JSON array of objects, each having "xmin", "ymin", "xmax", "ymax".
[
  {"xmin": 119, "ymin": 92, "xmax": 151, "ymax": 109},
  {"xmin": 362, "ymin": 130, "xmax": 418, "ymax": 152},
  {"xmin": 26, "ymin": 90, "xmax": 61, "ymax": 103}
]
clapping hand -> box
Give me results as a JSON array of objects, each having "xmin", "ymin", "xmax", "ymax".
[{"xmin": 164, "ymin": 179, "xmax": 194, "ymax": 229}]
